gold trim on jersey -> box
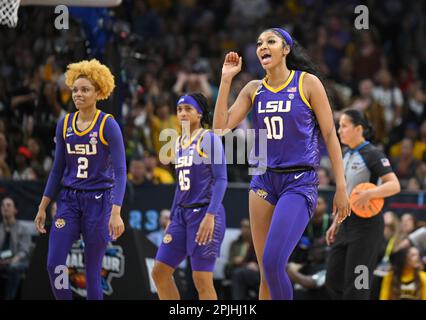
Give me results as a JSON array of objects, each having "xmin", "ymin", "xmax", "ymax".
[
  {"xmin": 72, "ymin": 109, "xmax": 101, "ymax": 136},
  {"xmin": 262, "ymin": 70, "xmax": 295, "ymax": 93},
  {"xmin": 99, "ymin": 114, "xmax": 113, "ymax": 145},
  {"xmin": 298, "ymin": 71, "xmax": 312, "ymax": 109},
  {"xmin": 62, "ymin": 114, "xmax": 70, "ymax": 140},
  {"xmin": 180, "ymin": 128, "xmax": 203, "ymax": 149},
  {"xmin": 251, "ymin": 85, "xmax": 262, "ymax": 103},
  {"xmin": 196, "ymin": 129, "xmax": 210, "ymax": 158}
]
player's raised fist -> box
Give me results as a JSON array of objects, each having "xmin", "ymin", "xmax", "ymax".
[{"xmin": 222, "ymin": 52, "xmax": 242, "ymax": 79}]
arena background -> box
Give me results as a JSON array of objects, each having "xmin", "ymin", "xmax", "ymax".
[{"xmin": 0, "ymin": 0, "xmax": 425, "ymax": 300}]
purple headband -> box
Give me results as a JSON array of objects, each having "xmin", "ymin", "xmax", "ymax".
[
  {"xmin": 177, "ymin": 95, "xmax": 203, "ymax": 114},
  {"xmin": 272, "ymin": 28, "xmax": 293, "ymax": 48}
]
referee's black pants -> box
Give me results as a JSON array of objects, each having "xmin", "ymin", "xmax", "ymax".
[{"xmin": 325, "ymin": 213, "xmax": 384, "ymax": 300}]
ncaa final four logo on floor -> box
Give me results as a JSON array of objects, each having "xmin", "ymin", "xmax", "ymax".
[{"xmin": 66, "ymin": 240, "xmax": 125, "ymax": 297}]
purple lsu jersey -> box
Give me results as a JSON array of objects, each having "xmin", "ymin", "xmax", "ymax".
[
  {"xmin": 249, "ymin": 70, "xmax": 321, "ymax": 169},
  {"xmin": 62, "ymin": 109, "xmax": 114, "ymax": 190},
  {"xmin": 174, "ymin": 128, "xmax": 216, "ymax": 206}
]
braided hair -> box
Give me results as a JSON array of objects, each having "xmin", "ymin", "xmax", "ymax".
[{"xmin": 187, "ymin": 92, "xmax": 212, "ymax": 128}]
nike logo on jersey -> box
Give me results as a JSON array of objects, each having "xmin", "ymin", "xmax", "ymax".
[
  {"xmin": 95, "ymin": 194, "xmax": 103, "ymax": 199},
  {"xmin": 294, "ymin": 172, "xmax": 305, "ymax": 180},
  {"xmin": 255, "ymin": 90, "xmax": 265, "ymax": 95},
  {"xmin": 66, "ymin": 133, "xmax": 74, "ymax": 137},
  {"xmin": 193, "ymin": 208, "xmax": 201, "ymax": 212}
]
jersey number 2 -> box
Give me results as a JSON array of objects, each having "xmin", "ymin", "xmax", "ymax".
[
  {"xmin": 77, "ymin": 157, "xmax": 88, "ymax": 179},
  {"xmin": 179, "ymin": 169, "xmax": 190, "ymax": 191}
]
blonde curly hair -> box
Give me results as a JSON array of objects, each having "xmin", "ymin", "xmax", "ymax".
[{"xmin": 65, "ymin": 59, "xmax": 115, "ymax": 100}]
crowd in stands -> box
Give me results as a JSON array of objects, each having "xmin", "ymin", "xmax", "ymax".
[{"xmin": 0, "ymin": 0, "xmax": 424, "ymax": 186}]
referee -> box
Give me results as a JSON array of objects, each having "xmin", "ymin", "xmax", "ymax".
[{"xmin": 325, "ymin": 109, "xmax": 401, "ymax": 300}]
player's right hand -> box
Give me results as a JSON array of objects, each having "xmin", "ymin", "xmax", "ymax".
[
  {"xmin": 332, "ymin": 187, "xmax": 351, "ymax": 223},
  {"xmin": 326, "ymin": 221, "xmax": 339, "ymax": 246},
  {"xmin": 34, "ymin": 210, "xmax": 47, "ymax": 234},
  {"xmin": 222, "ymin": 52, "xmax": 242, "ymax": 79}
]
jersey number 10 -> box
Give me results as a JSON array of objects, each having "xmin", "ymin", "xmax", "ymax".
[{"xmin": 264, "ymin": 116, "xmax": 284, "ymax": 140}]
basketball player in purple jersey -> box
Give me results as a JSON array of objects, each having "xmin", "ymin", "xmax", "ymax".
[
  {"xmin": 213, "ymin": 28, "xmax": 351, "ymax": 300},
  {"xmin": 34, "ymin": 59, "xmax": 126, "ymax": 300},
  {"xmin": 152, "ymin": 93, "xmax": 227, "ymax": 300}
]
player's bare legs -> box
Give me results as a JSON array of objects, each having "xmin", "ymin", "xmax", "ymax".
[
  {"xmin": 151, "ymin": 261, "xmax": 180, "ymax": 300},
  {"xmin": 249, "ymin": 190, "xmax": 275, "ymax": 300},
  {"xmin": 192, "ymin": 271, "xmax": 217, "ymax": 300}
]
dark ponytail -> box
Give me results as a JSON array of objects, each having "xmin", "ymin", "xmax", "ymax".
[
  {"xmin": 188, "ymin": 92, "xmax": 211, "ymax": 128},
  {"xmin": 343, "ymin": 109, "xmax": 375, "ymax": 141},
  {"xmin": 286, "ymin": 40, "xmax": 322, "ymax": 79},
  {"xmin": 267, "ymin": 29, "xmax": 323, "ymax": 79}
]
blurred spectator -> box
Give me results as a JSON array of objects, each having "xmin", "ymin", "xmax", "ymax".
[
  {"xmin": 10, "ymin": 70, "xmax": 41, "ymax": 123},
  {"xmin": 406, "ymin": 177, "xmax": 421, "ymax": 192},
  {"xmin": 352, "ymin": 30, "xmax": 384, "ymax": 80},
  {"xmin": 27, "ymin": 137, "xmax": 52, "ymax": 180},
  {"xmin": 0, "ymin": 160, "xmax": 11, "ymax": 179},
  {"xmin": 317, "ymin": 167, "xmax": 331, "ymax": 189},
  {"xmin": 231, "ymin": 242, "xmax": 259, "ymax": 300},
  {"xmin": 380, "ymin": 246, "xmax": 426, "ymax": 300},
  {"xmin": 225, "ymin": 218, "xmax": 251, "ymax": 280},
  {"xmin": 128, "ymin": 158, "xmax": 153, "ymax": 187},
  {"xmin": 389, "ymin": 123, "xmax": 426, "ymax": 161},
  {"xmin": 144, "ymin": 150, "xmax": 174, "ymax": 184},
  {"xmin": 12, "ymin": 147, "xmax": 36, "ymax": 181},
  {"xmin": 0, "ymin": 132, "xmax": 9, "ymax": 165},
  {"xmin": 350, "ymin": 79, "xmax": 386, "ymax": 144},
  {"xmin": 405, "ymin": 81, "xmax": 425, "ymax": 126},
  {"xmin": 147, "ymin": 209, "xmax": 171, "ymax": 247},
  {"xmin": 372, "ymin": 68, "xmax": 404, "ymax": 132},
  {"xmin": 400, "ymin": 213, "xmax": 418, "ymax": 239},
  {"xmin": 0, "ymin": 132, "xmax": 11, "ymax": 178},
  {"xmin": 131, "ymin": 0, "xmax": 161, "ymax": 41},
  {"xmin": 376, "ymin": 211, "xmax": 402, "ymax": 276},
  {"xmin": 130, "ymin": 98, "xmax": 152, "ymax": 150},
  {"xmin": 391, "ymin": 138, "xmax": 419, "ymax": 186},
  {"xmin": 323, "ymin": 15, "xmax": 351, "ymax": 78},
  {"xmin": 373, "ymin": 69, "xmax": 404, "ymax": 131},
  {"xmin": 0, "ymin": 197, "xmax": 32, "ymax": 300},
  {"xmin": 230, "ymin": 0, "xmax": 270, "ymax": 25},
  {"xmin": 173, "ymin": 70, "xmax": 213, "ymax": 103},
  {"xmin": 415, "ymin": 153, "xmax": 426, "ymax": 190},
  {"xmin": 396, "ymin": 227, "xmax": 426, "ymax": 267},
  {"xmin": 0, "ymin": 78, "xmax": 11, "ymax": 119},
  {"xmin": 335, "ymin": 57, "xmax": 355, "ymax": 97},
  {"xmin": 148, "ymin": 95, "xmax": 181, "ymax": 157}
]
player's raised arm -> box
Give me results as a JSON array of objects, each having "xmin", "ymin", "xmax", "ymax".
[{"xmin": 213, "ymin": 52, "xmax": 256, "ymax": 133}]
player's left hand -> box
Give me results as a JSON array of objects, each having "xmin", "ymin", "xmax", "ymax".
[
  {"xmin": 196, "ymin": 213, "xmax": 215, "ymax": 246},
  {"xmin": 109, "ymin": 212, "xmax": 125, "ymax": 241},
  {"xmin": 352, "ymin": 189, "xmax": 372, "ymax": 210}
]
